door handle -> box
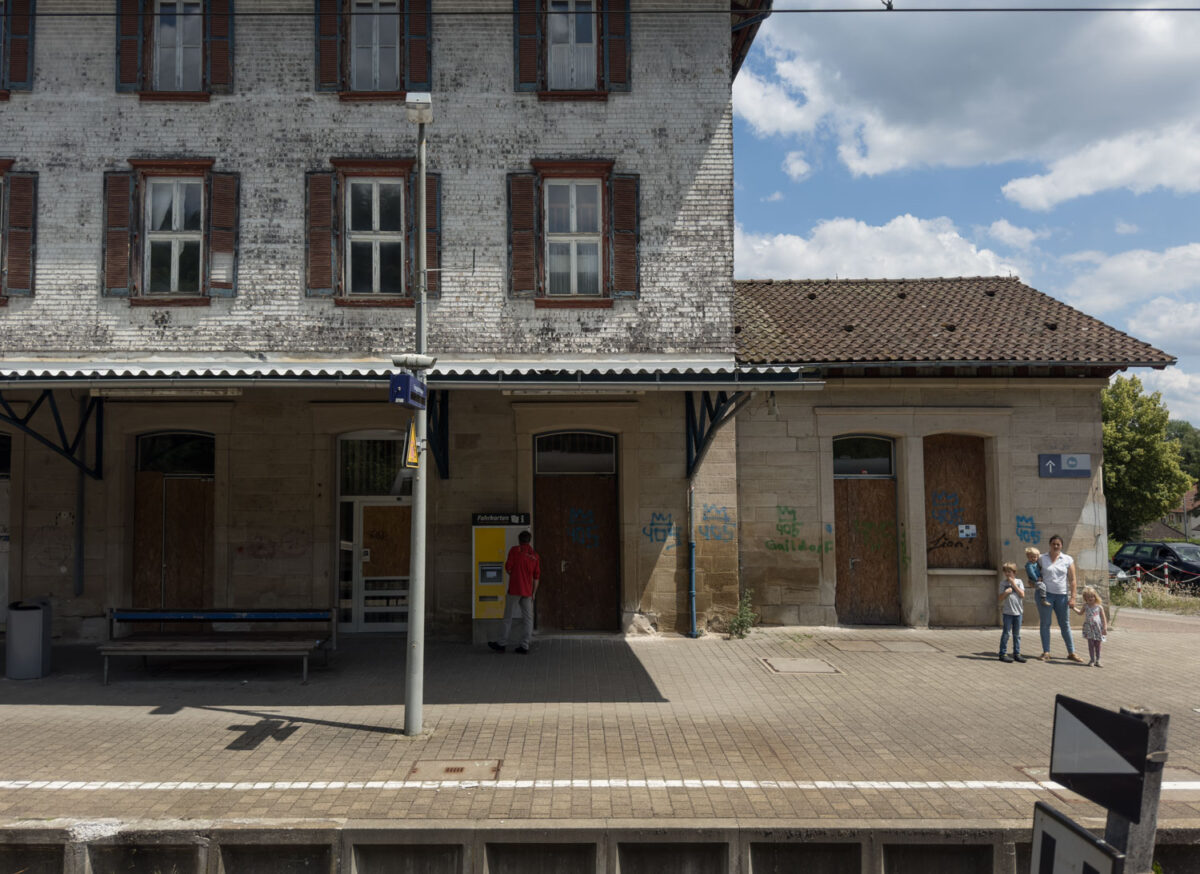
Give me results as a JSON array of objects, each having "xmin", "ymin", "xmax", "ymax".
[{"xmin": 849, "ymin": 557, "xmax": 860, "ymax": 567}]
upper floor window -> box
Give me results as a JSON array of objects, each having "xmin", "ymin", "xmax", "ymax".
[
  {"xmin": 0, "ymin": 0, "xmax": 35, "ymax": 96},
  {"xmin": 346, "ymin": 178, "xmax": 405, "ymax": 295},
  {"xmin": 315, "ymin": 0, "xmax": 430, "ymax": 98},
  {"xmin": 305, "ymin": 159, "xmax": 441, "ymax": 304},
  {"xmin": 116, "ymin": 0, "xmax": 234, "ymax": 99},
  {"xmin": 0, "ymin": 159, "xmax": 37, "ymax": 301},
  {"xmin": 103, "ymin": 160, "xmax": 240, "ymax": 303},
  {"xmin": 155, "ymin": 1, "xmax": 204, "ymax": 91},
  {"xmin": 545, "ymin": 179, "xmax": 600, "ymax": 296},
  {"xmin": 508, "ymin": 161, "xmax": 638, "ymax": 305},
  {"xmin": 515, "ymin": 0, "xmax": 629, "ymax": 98}
]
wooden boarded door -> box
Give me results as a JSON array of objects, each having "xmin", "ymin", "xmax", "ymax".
[
  {"xmin": 923, "ymin": 434, "xmax": 990, "ymax": 568},
  {"xmin": 359, "ymin": 503, "xmax": 412, "ymax": 629},
  {"xmin": 132, "ymin": 472, "xmax": 214, "ymax": 608},
  {"xmin": 834, "ymin": 478, "xmax": 900, "ymax": 624},
  {"xmin": 534, "ymin": 473, "xmax": 619, "ymax": 631}
]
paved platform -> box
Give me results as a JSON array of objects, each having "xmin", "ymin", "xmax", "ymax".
[{"xmin": 1, "ymin": 613, "xmax": 1198, "ymax": 836}]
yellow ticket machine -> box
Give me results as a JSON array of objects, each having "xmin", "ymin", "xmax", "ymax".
[{"xmin": 472, "ymin": 513, "xmax": 530, "ymax": 642}]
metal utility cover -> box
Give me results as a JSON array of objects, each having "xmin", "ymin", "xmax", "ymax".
[
  {"xmin": 761, "ymin": 658, "xmax": 839, "ymax": 674},
  {"xmin": 408, "ymin": 760, "xmax": 502, "ymax": 780}
]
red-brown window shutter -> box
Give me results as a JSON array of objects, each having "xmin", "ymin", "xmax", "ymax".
[
  {"xmin": 508, "ymin": 172, "xmax": 538, "ymax": 298},
  {"xmin": 2, "ymin": 173, "xmax": 36, "ymax": 297},
  {"xmin": 603, "ymin": 0, "xmax": 630, "ymax": 92},
  {"xmin": 406, "ymin": 0, "xmax": 432, "ymax": 91},
  {"xmin": 207, "ymin": 172, "xmax": 239, "ymax": 296},
  {"xmin": 306, "ymin": 172, "xmax": 337, "ymax": 296},
  {"xmin": 103, "ymin": 172, "xmax": 136, "ymax": 297},
  {"xmin": 609, "ymin": 174, "xmax": 638, "ymax": 299},
  {"xmin": 207, "ymin": 0, "xmax": 235, "ymax": 93},
  {"xmin": 514, "ymin": 0, "xmax": 541, "ymax": 91},
  {"xmin": 116, "ymin": 0, "xmax": 144, "ymax": 91},
  {"xmin": 6, "ymin": 0, "xmax": 35, "ymax": 90},
  {"xmin": 315, "ymin": 0, "xmax": 342, "ymax": 91}
]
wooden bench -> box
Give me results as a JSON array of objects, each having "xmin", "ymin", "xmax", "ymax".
[{"xmin": 101, "ymin": 608, "xmax": 337, "ymax": 684}]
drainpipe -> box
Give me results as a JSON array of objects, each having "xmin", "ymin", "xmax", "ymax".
[{"xmin": 74, "ymin": 395, "xmax": 86, "ymax": 597}]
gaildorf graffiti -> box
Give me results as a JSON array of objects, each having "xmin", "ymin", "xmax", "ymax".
[{"xmin": 765, "ymin": 506, "xmax": 834, "ymax": 554}]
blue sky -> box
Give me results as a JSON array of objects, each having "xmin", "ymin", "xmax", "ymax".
[{"xmin": 731, "ymin": 0, "xmax": 1200, "ymax": 426}]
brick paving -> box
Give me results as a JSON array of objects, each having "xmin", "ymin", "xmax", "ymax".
[{"xmin": 1, "ymin": 613, "xmax": 1198, "ymax": 831}]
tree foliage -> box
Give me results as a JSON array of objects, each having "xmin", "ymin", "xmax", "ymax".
[
  {"xmin": 1102, "ymin": 376, "xmax": 1193, "ymax": 541},
  {"xmin": 1166, "ymin": 419, "xmax": 1200, "ymax": 487}
]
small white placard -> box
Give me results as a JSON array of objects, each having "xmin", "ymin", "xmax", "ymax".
[{"xmin": 958, "ymin": 524, "xmax": 977, "ymax": 538}]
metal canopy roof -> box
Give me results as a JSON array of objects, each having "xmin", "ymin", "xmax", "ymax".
[{"xmin": 0, "ymin": 354, "xmax": 818, "ymax": 390}]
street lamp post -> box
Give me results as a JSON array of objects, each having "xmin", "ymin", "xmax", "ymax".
[{"xmin": 401, "ymin": 92, "xmax": 432, "ymax": 736}]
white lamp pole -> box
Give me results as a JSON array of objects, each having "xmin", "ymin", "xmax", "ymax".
[{"xmin": 402, "ymin": 92, "xmax": 432, "ymax": 736}]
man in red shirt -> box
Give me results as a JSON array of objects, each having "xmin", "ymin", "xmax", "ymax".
[{"xmin": 489, "ymin": 530, "xmax": 541, "ymax": 654}]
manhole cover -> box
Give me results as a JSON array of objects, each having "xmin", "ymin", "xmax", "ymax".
[
  {"xmin": 761, "ymin": 657, "xmax": 839, "ymax": 674},
  {"xmin": 879, "ymin": 640, "xmax": 940, "ymax": 653},
  {"xmin": 408, "ymin": 759, "xmax": 501, "ymax": 780},
  {"xmin": 829, "ymin": 641, "xmax": 884, "ymax": 652}
]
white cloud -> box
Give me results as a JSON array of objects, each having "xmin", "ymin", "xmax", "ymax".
[
  {"xmin": 782, "ymin": 151, "xmax": 812, "ymax": 182},
  {"xmin": 735, "ymin": 215, "xmax": 1019, "ymax": 280},
  {"xmin": 1003, "ymin": 124, "xmax": 1200, "ymax": 210},
  {"xmin": 1115, "ymin": 221, "xmax": 1139, "ymax": 235},
  {"xmin": 1126, "ymin": 297, "xmax": 1200, "ymax": 359},
  {"xmin": 985, "ymin": 219, "xmax": 1047, "ymax": 250},
  {"xmin": 1140, "ymin": 367, "xmax": 1200, "ymax": 428},
  {"xmin": 1060, "ymin": 243, "xmax": 1200, "ymax": 313},
  {"xmin": 762, "ymin": 191, "xmax": 784, "ymax": 203},
  {"xmin": 737, "ymin": 5, "xmax": 1200, "ymax": 189}
]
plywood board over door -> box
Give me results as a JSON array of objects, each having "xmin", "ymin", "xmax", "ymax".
[
  {"xmin": 133, "ymin": 472, "xmax": 214, "ymax": 610},
  {"xmin": 923, "ymin": 434, "xmax": 990, "ymax": 568},
  {"xmin": 534, "ymin": 473, "xmax": 619, "ymax": 631},
  {"xmin": 834, "ymin": 478, "xmax": 901, "ymax": 624}
]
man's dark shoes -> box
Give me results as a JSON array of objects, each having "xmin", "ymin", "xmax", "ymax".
[
  {"xmin": 1013, "ymin": 654, "xmax": 1027, "ymax": 663},
  {"xmin": 515, "ymin": 646, "xmax": 530, "ymax": 655},
  {"xmin": 999, "ymin": 653, "xmax": 1013, "ymax": 662},
  {"xmin": 488, "ymin": 642, "xmax": 505, "ymax": 653}
]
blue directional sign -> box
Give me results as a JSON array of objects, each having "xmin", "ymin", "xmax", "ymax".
[
  {"xmin": 389, "ymin": 372, "xmax": 427, "ymax": 410},
  {"xmin": 1040, "ymin": 453, "xmax": 1092, "ymax": 479}
]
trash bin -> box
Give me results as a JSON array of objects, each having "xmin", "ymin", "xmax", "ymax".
[{"xmin": 6, "ymin": 598, "xmax": 52, "ymax": 679}]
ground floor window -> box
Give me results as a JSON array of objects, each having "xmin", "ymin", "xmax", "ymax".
[{"xmin": 337, "ymin": 431, "xmax": 413, "ymax": 631}]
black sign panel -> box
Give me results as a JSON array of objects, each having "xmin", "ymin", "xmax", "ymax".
[
  {"xmin": 1050, "ymin": 695, "xmax": 1149, "ymax": 822},
  {"xmin": 1031, "ymin": 802, "xmax": 1125, "ymax": 874},
  {"xmin": 471, "ymin": 513, "xmax": 531, "ymax": 526}
]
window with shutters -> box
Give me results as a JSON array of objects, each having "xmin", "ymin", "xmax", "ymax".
[
  {"xmin": 0, "ymin": 160, "xmax": 37, "ymax": 301},
  {"xmin": 116, "ymin": 0, "xmax": 234, "ymax": 100},
  {"xmin": 514, "ymin": 0, "xmax": 628, "ymax": 99},
  {"xmin": 315, "ymin": 0, "xmax": 430, "ymax": 99},
  {"xmin": 102, "ymin": 160, "xmax": 239, "ymax": 304},
  {"xmin": 1, "ymin": 0, "xmax": 35, "ymax": 96},
  {"xmin": 508, "ymin": 161, "xmax": 638, "ymax": 305},
  {"xmin": 305, "ymin": 159, "xmax": 441, "ymax": 305}
]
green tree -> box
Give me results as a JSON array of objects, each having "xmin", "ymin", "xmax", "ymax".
[
  {"xmin": 1166, "ymin": 419, "xmax": 1200, "ymax": 485},
  {"xmin": 1102, "ymin": 376, "xmax": 1193, "ymax": 541}
]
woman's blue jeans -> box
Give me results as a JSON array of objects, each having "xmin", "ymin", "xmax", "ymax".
[{"xmin": 1038, "ymin": 592, "xmax": 1075, "ymax": 654}]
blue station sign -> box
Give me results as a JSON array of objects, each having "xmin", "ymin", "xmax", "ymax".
[
  {"xmin": 389, "ymin": 372, "xmax": 428, "ymax": 410},
  {"xmin": 1039, "ymin": 453, "xmax": 1091, "ymax": 479}
]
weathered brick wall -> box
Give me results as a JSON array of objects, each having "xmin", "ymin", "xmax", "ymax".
[
  {"xmin": 737, "ymin": 381, "xmax": 1108, "ymax": 627},
  {"xmin": 0, "ymin": 0, "xmax": 733, "ymax": 356}
]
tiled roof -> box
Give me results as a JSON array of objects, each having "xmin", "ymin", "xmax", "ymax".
[{"xmin": 734, "ymin": 276, "xmax": 1175, "ymax": 368}]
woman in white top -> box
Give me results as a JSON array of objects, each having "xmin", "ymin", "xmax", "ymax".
[{"xmin": 1036, "ymin": 535, "xmax": 1083, "ymax": 662}]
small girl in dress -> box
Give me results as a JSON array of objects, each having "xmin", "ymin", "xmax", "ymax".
[{"xmin": 1073, "ymin": 585, "xmax": 1109, "ymax": 666}]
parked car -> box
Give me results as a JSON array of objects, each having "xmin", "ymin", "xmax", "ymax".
[
  {"xmin": 1107, "ymin": 562, "xmax": 1128, "ymax": 585},
  {"xmin": 1111, "ymin": 541, "xmax": 1200, "ymax": 589}
]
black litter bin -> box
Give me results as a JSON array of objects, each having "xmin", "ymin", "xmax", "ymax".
[{"xmin": 6, "ymin": 598, "xmax": 52, "ymax": 679}]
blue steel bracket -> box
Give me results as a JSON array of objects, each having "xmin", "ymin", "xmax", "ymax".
[
  {"xmin": 0, "ymin": 390, "xmax": 105, "ymax": 480},
  {"xmin": 427, "ymin": 389, "xmax": 449, "ymax": 480},
  {"xmin": 685, "ymin": 390, "xmax": 746, "ymax": 478}
]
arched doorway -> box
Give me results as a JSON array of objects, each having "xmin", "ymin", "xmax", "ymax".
[
  {"xmin": 533, "ymin": 431, "xmax": 619, "ymax": 631},
  {"xmin": 132, "ymin": 431, "xmax": 215, "ymax": 608},
  {"xmin": 833, "ymin": 435, "xmax": 900, "ymax": 624}
]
